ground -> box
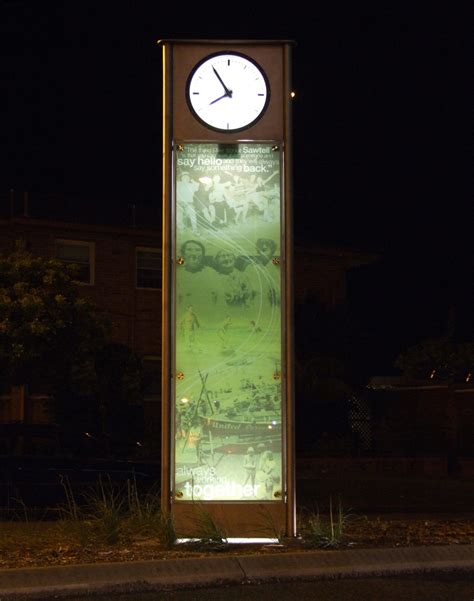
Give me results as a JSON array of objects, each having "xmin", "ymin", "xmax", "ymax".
[
  {"xmin": 2, "ymin": 472, "xmax": 474, "ymax": 570},
  {"xmin": 1, "ymin": 515, "xmax": 474, "ymax": 570}
]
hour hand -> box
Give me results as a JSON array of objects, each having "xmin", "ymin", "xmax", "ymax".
[
  {"xmin": 210, "ymin": 91, "xmax": 232, "ymax": 105},
  {"xmin": 212, "ymin": 66, "xmax": 232, "ymax": 95}
]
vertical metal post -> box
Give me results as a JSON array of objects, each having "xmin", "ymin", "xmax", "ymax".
[
  {"xmin": 160, "ymin": 42, "xmax": 172, "ymax": 516},
  {"xmin": 284, "ymin": 42, "xmax": 296, "ymax": 537}
]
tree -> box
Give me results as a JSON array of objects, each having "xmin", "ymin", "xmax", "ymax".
[{"xmin": 0, "ymin": 251, "xmax": 109, "ymax": 421}]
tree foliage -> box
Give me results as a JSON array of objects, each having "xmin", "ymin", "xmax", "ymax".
[{"xmin": 0, "ymin": 251, "xmax": 109, "ymax": 392}]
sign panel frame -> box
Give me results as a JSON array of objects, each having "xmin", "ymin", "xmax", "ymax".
[{"xmin": 172, "ymin": 141, "xmax": 285, "ymax": 505}]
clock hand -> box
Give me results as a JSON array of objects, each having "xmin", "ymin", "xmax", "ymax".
[
  {"xmin": 212, "ymin": 66, "xmax": 232, "ymax": 96},
  {"xmin": 209, "ymin": 91, "xmax": 232, "ymax": 105}
]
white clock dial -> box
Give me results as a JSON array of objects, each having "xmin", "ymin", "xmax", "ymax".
[{"xmin": 187, "ymin": 52, "xmax": 270, "ymax": 132}]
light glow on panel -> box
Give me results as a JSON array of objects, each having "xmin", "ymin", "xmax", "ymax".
[{"xmin": 173, "ymin": 142, "xmax": 283, "ymax": 502}]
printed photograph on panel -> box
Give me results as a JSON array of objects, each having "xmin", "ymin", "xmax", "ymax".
[{"xmin": 174, "ymin": 143, "xmax": 282, "ymax": 502}]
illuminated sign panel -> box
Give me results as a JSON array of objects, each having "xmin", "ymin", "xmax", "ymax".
[{"xmin": 173, "ymin": 142, "xmax": 282, "ymax": 502}]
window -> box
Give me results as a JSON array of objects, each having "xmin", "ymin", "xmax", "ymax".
[
  {"xmin": 56, "ymin": 240, "xmax": 94, "ymax": 284},
  {"xmin": 137, "ymin": 248, "xmax": 161, "ymax": 289},
  {"xmin": 142, "ymin": 357, "xmax": 161, "ymax": 396}
]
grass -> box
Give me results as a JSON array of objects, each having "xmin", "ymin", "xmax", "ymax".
[
  {"xmin": 299, "ymin": 496, "xmax": 351, "ymax": 548},
  {"xmin": 56, "ymin": 475, "xmax": 175, "ymax": 548},
  {"xmin": 180, "ymin": 505, "xmax": 229, "ymax": 552},
  {"xmin": 126, "ymin": 479, "xmax": 176, "ymax": 548},
  {"xmin": 1, "ymin": 475, "xmax": 474, "ymax": 570}
]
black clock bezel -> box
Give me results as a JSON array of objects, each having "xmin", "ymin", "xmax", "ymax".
[{"xmin": 186, "ymin": 51, "xmax": 271, "ymax": 133}]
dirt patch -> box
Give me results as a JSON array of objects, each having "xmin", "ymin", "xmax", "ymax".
[{"xmin": 1, "ymin": 516, "xmax": 474, "ymax": 570}]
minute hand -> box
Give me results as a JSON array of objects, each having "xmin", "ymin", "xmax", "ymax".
[{"xmin": 212, "ymin": 66, "xmax": 232, "ymax": 95}]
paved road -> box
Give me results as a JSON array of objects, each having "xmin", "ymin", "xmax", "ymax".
[{"xmin": 68, "ymin": 574, "xmax": 474, "ymax": 601}]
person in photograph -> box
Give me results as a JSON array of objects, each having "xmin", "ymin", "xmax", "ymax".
[
  {"xmin": 235, "ymin": 238, "xmax": 277, "ymax": 271},
  {"xmin": 177, "ymin": 240, "xmax": 219, "ymax": 312},
  {"xmin": 243, "ymin": 239, "xmax": 281, "ymax": 307},
  {"xmin": 180, "ymin": 239, "xmax": 210, "ymax": 273},
  {"xmin": 259, "ymin": 450, "xmax": 277, "ymax": 499},
  {"xmin": 239, "ymin": 171, "xmax": 279, "ymax": 222},
  {"xmin": 180, "ymin": 304, "xmax": 200, "ymax": 349},
  {"xmin": 194, "ymin": 176, "xmax": 214, "ymax": 226},
  {"xmin": 243, "ymin": 446, "xmax": 257, "ymax": 490},
  {"xmin": 255, "ymin": 238, "xmax": 277, "ymax": 266},
  {"xmin": 217, "ymin": 314, "xmax": 232, "ymax": 353},
  {"xmin": 213, "ymin": 249, "xmax": 255, "ymax": 307},
  {"xmin": 177, "ymin": 172, "xmax": 199, "ymax": 235},
  {"xmin": 247, "ymin": 175, "xmax": 267, "ymax": 213},
  {"xmin": 209, "ymin": 174, "xmax": 232, "ymax": 227},
  {"xmin": 221, "ymin": 182, "xmax": 239, "ymax": 225},
  {"xmin": 264, "ymin": 181, "xmax": 280, "ymax": 222},
  {"xmin": 227, "ymin": 174, "xmax": 251, "ymax": 224}
]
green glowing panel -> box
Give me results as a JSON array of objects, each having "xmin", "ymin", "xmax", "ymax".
[{"xmin": 173, "ymin": 143, "xmax": 283, "ymax": 502}]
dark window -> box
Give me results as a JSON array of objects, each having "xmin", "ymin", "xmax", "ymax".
[
  {"xmin": 137, "ymin": 249, "xmax": 161, "ymax": 289},
  {"xmin": 142, "ymin": 358, "xmax": 161, "ymax": 396},
  {"xmin": 56, "ymin": 241, "xmax": 93, "ymax": 284}
]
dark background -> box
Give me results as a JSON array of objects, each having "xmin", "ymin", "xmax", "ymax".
[{"xmin": 2, "ymin": 2, "xmax": 472, "ymax": 373}]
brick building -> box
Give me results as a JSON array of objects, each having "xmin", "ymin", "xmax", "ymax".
[
  {"xmin": 0, "ymin": 197, "xmax": 377, "ymax": 456},
  {"xmin": 0, "ymin": 212, "xmax": 162, "ymax": 451}
]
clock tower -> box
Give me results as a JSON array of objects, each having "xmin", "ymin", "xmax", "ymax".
[{"xmin": 159, "ymin": 39, "xmax": 295, "ymax": 538}]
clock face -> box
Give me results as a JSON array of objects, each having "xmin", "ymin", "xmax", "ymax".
[{"xmin": 186, "ymin": 52, "xmax": 270, "ymax": 132}]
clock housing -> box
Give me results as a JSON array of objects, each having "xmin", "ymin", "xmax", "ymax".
[{"xmin": 186, "ymin": 51, "xmax": 270, "ymax": 133}]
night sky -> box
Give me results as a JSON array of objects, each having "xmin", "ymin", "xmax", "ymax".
[{"xmin": 2, "ymin": 2, "xmax": 472, "ymax": 372}]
